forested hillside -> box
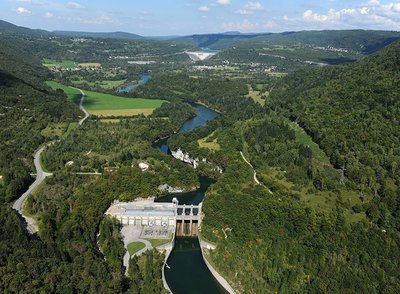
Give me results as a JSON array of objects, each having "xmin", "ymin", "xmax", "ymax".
[
  {"xmin": 198, "ymin": 41, "xmax": 400, "ymax": 293},
  {"xmin": 270, "ymin": 40, "xmax": 400, "ymax": 229},
  {"xmin": 0, "ymin": 38, "xmax": 80, "ymax": 202},
  {"xmin": 210, "ymin": 30, "xmax": 400, "ymax": 71}
]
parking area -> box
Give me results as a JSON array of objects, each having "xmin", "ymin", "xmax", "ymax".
[{"xmin": 140, "ymin": 225, "xmax": 175, "ymax": 239}]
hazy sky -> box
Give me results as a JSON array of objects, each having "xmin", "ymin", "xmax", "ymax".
[{"xmin": 1, "ymin": 0, "xmax": 399, "ymax": 35}]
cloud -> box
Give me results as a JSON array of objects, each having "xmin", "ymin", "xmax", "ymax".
[
  {"xmin": 66, "ymin": 1, "xmax": 84, "ymax": 9},
  {"xmin": 17, "ymin": 7, "xmax": 31, "ymax": 15},
  {"xmin": 244, "ymin": 1, "xmax": 264, "ymax": 11},
  {"xmin": 302, "ymin": 1, "xmax": 400, "ymax": 29},
  {"xmin": 44, "ymin": 11, "xmax": 53, "ymax": 18},
  {"xmin": 216, "ymin": 0, "xmax": 231, "ymax": 6},
  {"xmin": 235, "ymin": 1, "xmax": 264, "ymax": 15},
  {"xmin": 222, "ymin": 19, "xmax": 260, "ymax": 32},
  {"xmin": 199, "ymin": 6, "xmax": 210, "ymax": 12}
]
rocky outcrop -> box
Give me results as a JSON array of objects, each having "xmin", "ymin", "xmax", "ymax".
[
  {"xmin": 171, "ymin": 148, "xmax": 223, "ymax": 173},
  {"xmin": 158, "ymin": 184, "xmax": 185, "ymax": 194}
]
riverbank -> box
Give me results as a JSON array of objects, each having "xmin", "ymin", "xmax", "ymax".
[
  {"xmin": 198, "ymin": 235, "xmax": 236, "ymax": 294},
  {"xmin": 159, "ymin": 234, "xmax": 175, "ymax": 293}
]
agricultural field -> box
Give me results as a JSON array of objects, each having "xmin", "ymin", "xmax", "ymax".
[
  {"xmin": 78, "ymin": 62, "xmax": 101, "ymax": 68},
  {"xmin": 42, "ymin": 59, "xmax": 77, "ymax": 68},
  {"xmin": 83, "ymin": 90, "xmax": 165, "ymax": 117},
  {"xmin": 46, "ymin": 81, "xmax": 82, "ymax": 103},
  {"xmin": 72, "ymin": 79, "xmax": 126, "ymax": 90},
  {"xmin": 47, "ymin": 81, "xmax": 166, "ymax": 117}
]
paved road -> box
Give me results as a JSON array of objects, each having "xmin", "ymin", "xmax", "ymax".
[
  {"xmin": 240, "ymin": 151, "xmax": 272, "ymax": 194},
  {"xmin": 12, "ymin": 144, "xmax": 53, "ymax": 234},
  {"xmin": 12, "ymin": 87, "xmax": 88, "ymax": 234},
  {"xmin": 73, "ymin": 87, "xmax": 89, "ymax": 125},
  {"xmin": 121, "ymin": 226, "xmax": 153, "ymax": 272}
]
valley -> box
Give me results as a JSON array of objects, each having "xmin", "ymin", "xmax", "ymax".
[{"xmin": 0, "ymin": 18, "xmax": 400, "ymax": 294}]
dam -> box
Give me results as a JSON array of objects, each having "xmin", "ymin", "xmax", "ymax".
[
  {"xmin": 106, "ymin": 197, "xmax": 201, "ymax": 237},
  {"xmin": 185, "ymin": 51, "xmax": 217, "ymax": 61}
]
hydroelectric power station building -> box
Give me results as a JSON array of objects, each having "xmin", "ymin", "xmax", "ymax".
[{"xmin": 106, "ymin": 198, "xmax": 202, "ymax": 236}]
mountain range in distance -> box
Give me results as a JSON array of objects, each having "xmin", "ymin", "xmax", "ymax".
[{"xmin": 1, "ymin": 19, "xmax": 400, "ymax": 52}]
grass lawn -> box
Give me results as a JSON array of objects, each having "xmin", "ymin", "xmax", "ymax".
[
  {"xmin": 144, "ymin": 235, "xmax": 173, "ymax": 248},
  {"xmin": 127, "ymin": 242, "xmax": 146, "ymax": 256},
  {"xmin": 46, "ymin": 81, "xmax": 82, "ymax": 103},
  {"xmin": 83, "ymin": 90, "xmax": 165, "ymax": 117},
  {"xmin": 43, "ymin": 59, "xmax": 76, "ymax": 68}
]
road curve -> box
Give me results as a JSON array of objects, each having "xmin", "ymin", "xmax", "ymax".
[
  {"xmin": 13, "ymin": 87, "xmax": 88, "ymax": 234},
  {"xmin": 12, "ymin": 144, "xmax": 53, "ymax": 234},
  {"xmin": 123, "ymin": 239, "xmax": 153, "ymax": 273}
]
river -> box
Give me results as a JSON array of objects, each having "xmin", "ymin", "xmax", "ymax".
[
  {"xmin": 116, "ymin": 73, "xmax": 152, "ymax": 93},
  {"xmin": 154, "ymin": 104, "xmax": 226, "ymax": 294}
]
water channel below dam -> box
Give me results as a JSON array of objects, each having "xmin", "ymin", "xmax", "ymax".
[{"xmin": 154, "ymin": 104, "xmax": 226, "ymax": 293}]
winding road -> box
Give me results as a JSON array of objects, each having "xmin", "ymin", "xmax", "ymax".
[
  {"xmin": 13, "ymin": 87, "xmax": 89, "ymax": 234},
  {"xmin": 75, "ymin": 88, "xmax": 89, "ymax": 125},
  {"xmin": 240, "ymin": 151, "xmax": 273, "ymax": 194},
  {"xmin": 12, "ymin": 144, "xmax": 53, "ymax": 234}
]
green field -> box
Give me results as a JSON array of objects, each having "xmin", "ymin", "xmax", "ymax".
[
  {"xmin": 47, "ymin": 81, "xmax": 166, "ymax": 117},
  {"xmin": 43, "ymin": 59, "xmax": 77, "ymax": 68},
  {"xmin": 127, "ymin": 242, "xmax": 146, "ymax": 256},
  {"xmin": 72, "ymin": 79, "xmax": 126, "ymax": 90},
  {"xmin": 46, "ymin": 81, "xmax": 81, "ymax": 103},
  {"xmin": 83, "ymin": 90, "xmax": 165, "ymax": 117}
]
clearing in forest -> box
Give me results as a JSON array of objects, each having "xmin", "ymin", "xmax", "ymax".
[{"xmin": 197, "ymin": 131, "xmax": 221, "ymax": 151}]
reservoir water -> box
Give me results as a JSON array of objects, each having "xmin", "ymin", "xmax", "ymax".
[
  {"xmin": 153, "ymin": 104, "xmax": 226, "ymax": 293},
  {"xmin": 152, "ymin": 104, "xmax": 220, "ymax": 154}
]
